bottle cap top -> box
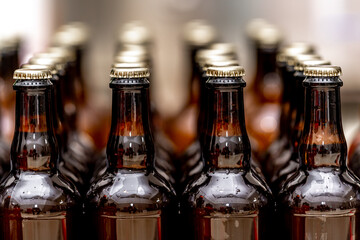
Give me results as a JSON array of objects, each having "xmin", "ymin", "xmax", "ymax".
[
  {"xmin": 202, "ymin": 60, "xmax": 239, "ymax": 71},
  {"xmin": 253, "ymin": 24, "xmax": 282, "ymax": 46},
  {"xmin": 206, "ymin": 66, "xmax": 245, "ymax": 77},
  {"xmin": 52, "ymin": 22, "xmax": 89, "ymax": 47},
  {"xmin": 29, "ymin": 55, "xmax": 66, "ymax": 73},
  {"xmin": 294, "ymin": 60, "xmax": 331, "ymax": 71},
  {"xmin": 47, "ymin": 46, "xmax": 76, "ymax": 62},
  {"xmin": 118, "ymin": 21, "xmax": 152, "ymax": 45},
  {"xmin": 110, "ymin": 67, "xmax": 150, "ymax": 79},
  {"xmin": 21, "ymin": 64, "xmax": 57, "ymax": 75},
  {"xmin": 183, "ymin": 20, "xmax": 217, "ymax": 47},
  {"xmin": 287, "ymin": 54, "xmax": 322, "ymax": 67},
  {"xmin": 14, "ymin": 68, "xmax": 52, "ymax": 80},
  {"xmin": 277, "ymin": 42, "xmax": 316, "ymax": 63},
  {"xmin": 246, "ymin": 18, "xmax": 269, "ymax": 39},
  {"xmin": 304, "ymin": 65, "xmax": 342, "ymax": 77},
  {"xmin": 196, "ymin": 49, "xmax": 237, "ymax": 65},
  {"xmin": 115, "ymin": 55, "xmax": 149, "ymax": 64},
  {"xmin": 209, "ymin": 43, "xmax": 236, "ymax": 53},
  {"xmin": 111, "ymin": 62, "xmax": 149, "ymax": 69}
]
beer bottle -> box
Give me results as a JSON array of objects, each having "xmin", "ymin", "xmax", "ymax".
[
  {"xmin": 84, "ymin": 67, "xmax": 176, "ymax": 240},
  {"xmin": 269, "ymin": 59, "xmax": 330, "ymax": 194},
  {"xmin": 29, "ymin": 54, "xmax": 91, "ymax": 195},
  {"xmin": 163, "ymin": 20, "xmax": 217, "ymax": 155},
  {"xmin": 0, "ymin": 68, "xmax": 80, "ymax": 239},
  {"xmin": 278, "ymin": 65, "xmax": 360, "ymax": 240},
  {"xmin": 264, "ymin": 43, "xmax": 316, "ymax": 179},
  {"xmin": 176, "ymin": 59, "xmax": 240, "ymax": 194},
  {"xmin": 245, "ymin": 23, "xmax": 282, "ymax": 163},
  {"xmin": 182, "ymin": 66, "xmax": 273, "ymax": 240}
]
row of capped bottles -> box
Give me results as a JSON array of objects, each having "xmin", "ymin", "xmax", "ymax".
[{"xmin": 0, "ymin": 18, "xmax": 360, "ymax": 240}]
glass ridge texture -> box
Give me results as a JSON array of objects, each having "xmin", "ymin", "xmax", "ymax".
[
  {"xmin": 278, "ymin": 73, "xmax": 360, "ymax": 240},
  {"xmin": 182, "ymin": 73, "xmax": 273, "ymax": 240},
  {"xmin": 0, "ymin": 72, "xmax": 81, "ymax": 240},
  {"xmin": 84, "ymin": 75, "xmax": 176, "ymax": 240}
]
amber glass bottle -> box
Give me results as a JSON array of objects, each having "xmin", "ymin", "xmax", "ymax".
[
  {"xmin": 0, "ymin": 69, "xmax": 80, "ymax": 240},
  {"xmin": 278, "ymin": 65, "xmax": 360, "ymax": 240},
  {"xmin": 29, "ymin": 54, "xmax": 91, "ymax": 195},
  {"xmin": 84, "ymin": 67, "xmax": 175, "ymax": 240},
  {"xmin": 264, "ymin": 44, "xmax": 316, "ymax": 179},
  {"xmin": 269, "ymin": 59, "xmax": 330, "ymax": 194},
  {"xmin": 177, "ymin": 60, "xmax": 240, "ymax": 194},
  {"xmin": 182, "ymin": 66, "xmax": 273, "ymax": 240},
  {"xmin": 245, "ymin": 24, "xmax": 282, "ymax": 163}
]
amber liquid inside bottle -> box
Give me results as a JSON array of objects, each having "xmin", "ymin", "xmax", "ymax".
[
  {"xmin": 182, "ymin": 75, "xmax": 273, "ymax": 240},
  {"xmin": 85, "ymin": 77, "xmax": 175, "ymax": 240},
  {"xmin": 278, "ymin": 77, "xmax": 360, "ymax": 240},
  {"xmin": 0, "ymin": 78, "xmax": 80, "ymax": 240}
]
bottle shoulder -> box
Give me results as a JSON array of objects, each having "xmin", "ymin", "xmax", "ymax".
[
  {"xmin": 86, "ymin": 169, "xmax": 174, "ymax": 210},
  {"xmin": 184, "ymin": 169, "xmax": 272, "ymax": 211},
  {"xmin": 0, "ymin": 171, "xmax": 80, "ymax": 211},
  {"xmin": 279, "ymin": 167, "xmax": 360, "ymax": 210}
]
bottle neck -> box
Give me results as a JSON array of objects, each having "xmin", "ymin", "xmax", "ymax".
[
  {"xmin": 253, "ymin": 46, "xmax": 280, "ymax": 102},
  {"xmin": 106, "ymin": 86, "xmax": 154, "ymax": 170},
  {"xmin": 51, "ymin": 74, "xmax": 69, "ymax": 152},
  {"xmin": 11, "ymin": 88, "xmax": 58, "ymax": 171},
  {"xmin": 204, "ymin": 82, "xmax": 251, "ymax": 170},
  {"xmin": 289, "ymin": 71, "xmax": 306, "ymax": 155},
  {"xmin": 300, "ymin": 81, "xmax": 346, "ymax": 169},
  {"xmin": 278, "ymin": 67, "xmax": 295, "ymax": 137}
]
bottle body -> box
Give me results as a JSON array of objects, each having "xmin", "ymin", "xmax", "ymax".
[
  {"xmin": 0, "ymin": 69, "xmax": 80, "ymax": 240},
  {"xmin": 84, "ymin": 71, "xmax": 175, "ymax": 240},
  {"xmin": 183, "ymin": 69, "xmax": 273, "ymax": 240},
  {"xmin": 278, "ymin": 70, "xmax": 360, "ymax": 240}
]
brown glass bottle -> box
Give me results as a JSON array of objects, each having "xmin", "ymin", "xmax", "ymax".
[
  {"xmin": 245, "ymin": 24, "xmax": 282, "ymax": 163},
  {"xmin": 0, "ymin": 69, "xmax": 80, "ymax": 240},
  {"xmin": 162, "ymin": 21, "xmax": 217, "ymax": 155},
  {"xmin": 182, "ymin": 66, "xmax": 273, "ymax": 240},
  {"xmin": 0, "ymin": 40, "xmax": 19, "ymax": 142},
  {"xmin": 84, "ymin": 67, "xmax": 176, "ymax": 240},
  {"xmin": 278, "ymin": 65, "xmax": 360, "ymax": 240},
  {"xmin": 176, "ymin": 60, "xmax": 240, "ymax": 194},
  {"xmin": 264, "ymin": 44, "xmax": 316, "ymax": 180},
  {"xmin": 269, "ymin": 59, "xmax": 330, "ymax": 195},
  {"xmin": 29, "ymin": 55, "xmax": 91, "ymax": 195}
]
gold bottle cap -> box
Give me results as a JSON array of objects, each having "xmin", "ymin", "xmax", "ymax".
[
  {"xmin": 183, "ymin": 20, "xmax": 217, "ymax": 47},
  {"xmin": 206, "ymin": 66, "xmax": 245, "ymax": 77},
  {"xmin": 118, "ymin": 21, "xmax": 152, "ymax": 45},
  {"xmin": 287, "ymin": 54, "xmax": 321, "ymax": 67},
  {"xmin": 112, "ymin": 62, "xmax": 149, "ymax": 69},
  {"xmin": 47, "ymin": 46, "xmax": 76, "ymax": 62},
  {"xmin": 29, "ymin": 55, "xmax": 66, "ymax": 73},
  {"xmin": 110, "ymin": 67, "xmax": 150, "ymax": 78},
  {"xmin": 202, "ymin": 60, "xmax": 239, "ymax": 72},
  {"xmin": 304, "ymin": 65, "xmax": 342, "ymax": 77},
  {"xmin": 21, "ymin": 63, "xmax": 57, "ymax": 75},
  {"xmin": 14, "ymin": 68, "xmax": 52, "ymax": 79},
  {"xmin": 120, "ymin": 44, "xmax": 148, "ymax": 55},
  {"xmin": 209, "ymin": 43, "xmax": 236, "ymax": 53},
  {"xmin": 277, "ymin": 42, "xmax": 316, "ymax": 63},
  {"xmin": 294, "ymin": 60, "xmax": 331, "ymax": 71},
  {"xmin": 254, "ymin": 24, "xmax": 282, "ymax": 46},
  {"xmin": 114, "ymin": 54, "xmax": 150, "ymax": 64},
  {"xmin": 52, "ymin": 23, "xmax": 89, "ymax": 47},
  {"xmin": 196, "ymin": 48, "xmax": 236, "ymax": 64},
  {"xmin": 246, "ymin": 18, "xmax": 269, "ymax": 39}
]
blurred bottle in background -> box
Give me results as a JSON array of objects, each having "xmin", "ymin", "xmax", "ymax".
[
  {"xmin": 244, "ymin": 20, "xmax": 282, "ymax": 164},
  {"xmin": 264, "ymin": 42, "xmax": 316, "ymax": 180}
]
